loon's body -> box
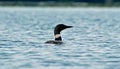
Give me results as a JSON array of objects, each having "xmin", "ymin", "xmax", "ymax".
[
  {"xmin": 45, "ymin": 40, "xmax": 63, "ymax": 44},
  {"xmin": 45, "ymin": 24, "xmax": 72, "ymax": 44}
]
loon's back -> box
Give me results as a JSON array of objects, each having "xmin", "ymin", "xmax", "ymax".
[{"xmin": 45, "ymin": 40, "xmax": 63, "ymax": 44}]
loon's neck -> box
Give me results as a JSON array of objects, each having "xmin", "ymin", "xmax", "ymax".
[{"xmin": 54, "ymin": 34, "xmax": 62, "ymax": 41}]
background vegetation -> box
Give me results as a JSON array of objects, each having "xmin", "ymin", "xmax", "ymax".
[{"xmin": 0, "ymin": 0, "xmax": 120, "ymax": 7}]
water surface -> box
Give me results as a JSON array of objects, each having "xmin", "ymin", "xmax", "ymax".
[{"xmin": 0, "ymin": 7, "xmax": 120, "ymax": 69}]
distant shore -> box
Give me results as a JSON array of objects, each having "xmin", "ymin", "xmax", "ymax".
[{"xmin": 0, "ymin": 2, "xmax": 120, "ymax": 7}]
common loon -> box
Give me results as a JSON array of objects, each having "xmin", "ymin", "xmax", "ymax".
[{"xmin": 45, "ymin": 24, "xmax": 73, "ymax": 44}]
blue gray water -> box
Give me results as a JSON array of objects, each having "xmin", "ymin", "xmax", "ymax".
[{"xmin": 0, "ymin": 7, "xmax": 120, "ymax": 69}]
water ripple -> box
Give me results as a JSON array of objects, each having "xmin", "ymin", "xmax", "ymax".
[{"xmin": 0, "ymin": 7, "xmax": 120, "ymax": 69}]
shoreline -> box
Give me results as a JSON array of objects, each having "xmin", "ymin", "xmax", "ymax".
[{"xmin": 0, "ymin": 2, "xmax": 120, "ymax": 7}]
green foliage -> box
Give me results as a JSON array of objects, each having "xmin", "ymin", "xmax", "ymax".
[{"xmin": 0, "ymin": 1, "xmax": 120, "ymax": 7}]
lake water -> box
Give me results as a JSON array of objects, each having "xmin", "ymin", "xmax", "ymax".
[{"xmin": 0, "ymin": 7, "xmax": 120, "ymax": 69}]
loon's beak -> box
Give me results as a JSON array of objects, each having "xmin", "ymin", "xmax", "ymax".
[{"xmin": 66, "ymin": 26, "xmax": 73, "ymax": 28}]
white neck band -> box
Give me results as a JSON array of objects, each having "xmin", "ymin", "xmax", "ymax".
[{"xmin": 55, "ymin": 34, "xmax": 61, "ymax": 38}]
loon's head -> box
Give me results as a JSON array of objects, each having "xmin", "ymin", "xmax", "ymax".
[
  {"xmin": 54, "ymin": 24, "xmax": 72, "ymax": 41},
  {"xmin": 45, "ymin": 24, "xmax": 73, "ymax": 44},
  {"xmin": 54, "ymin": 24, "xmax": 72, "ymax": 35}
]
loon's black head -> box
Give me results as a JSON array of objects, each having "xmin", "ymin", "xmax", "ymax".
[
  {"xmin": 54, "ymin": 24, "xmax": 72, "ymax": 41},
  {"xmin": 45, "ymin": 24, "xmax": 72, "ymax": 44},
  {"xmin": 54, "ymin": 24, "xmax": 73, "ymax": 35}
]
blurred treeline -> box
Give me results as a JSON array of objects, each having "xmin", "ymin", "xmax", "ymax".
[{"xmin": 0, "ymin": 0, "xmax": 120, "ymax": 7}]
